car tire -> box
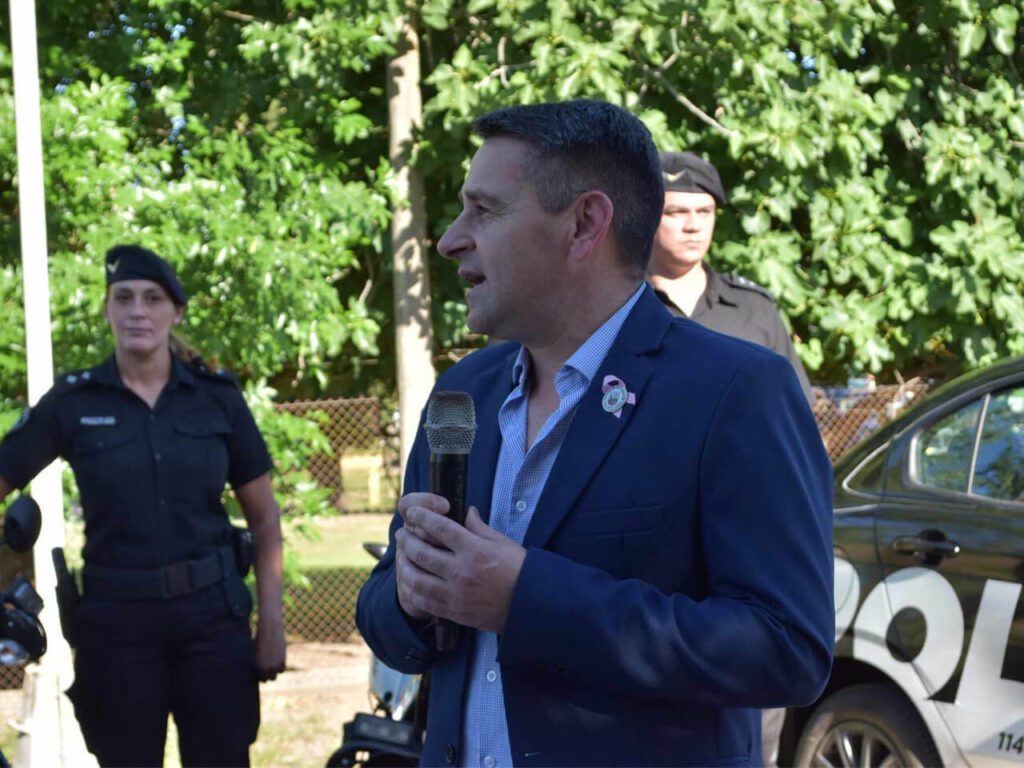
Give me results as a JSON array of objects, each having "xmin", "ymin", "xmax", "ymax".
[{"xmin": 794, "ymin": 683, "xmax": 942, "ymax": 767}]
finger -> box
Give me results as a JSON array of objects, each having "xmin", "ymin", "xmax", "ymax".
[
  {"xmin": 463, "ymin": 505, "xmax": 490, "ymax": 536},
  {"xmin": 404, "ymin": 504, "xmax": 471, "ymax": 551},
  {"xmin": 395, "ymin": 544, "xmax": 439, "ymax": 618},
  {"xmin": 397, "ymin": 524, "xmax": 443, "ymax": 556},
  {"xmin": 399, "ymin": 512, "xmax": 445, "ymax": 547},
  {"xmin": 398, "ymin": 492, "xmax": 450, "ymax": 521},
  {"xmin": 398, "ymin": 524, "xmax": 455, "ymax": 580},
  {"xmin": 395, "ymin": 542, "xmax": 455, "ymax": 619}
]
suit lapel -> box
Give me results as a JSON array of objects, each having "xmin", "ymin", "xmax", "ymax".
[
  {"xmin": 524, "ymin": 286, "xmax": 672, "ymax": 548},
  {"xmin": 467, "ymin": 348, "xmax": 517, "ymax": 525}
]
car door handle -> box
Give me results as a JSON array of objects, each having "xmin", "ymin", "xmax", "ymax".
[{"xmin": 891, "ymin": 534, "xmax": 961, "ymax": 559}]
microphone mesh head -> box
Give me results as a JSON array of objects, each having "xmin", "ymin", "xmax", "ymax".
[{"xmin": 425, "ymin": 391, "xmax": 477, "ymax": 454}]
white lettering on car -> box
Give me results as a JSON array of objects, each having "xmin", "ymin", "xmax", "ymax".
[
  {"xmin": 836, "ymin": 558, "xmax": 1024, "ymax": 763},
  {"xmin": 959, "ymin": 580, "xmax": 1023, "ymax": 712}
]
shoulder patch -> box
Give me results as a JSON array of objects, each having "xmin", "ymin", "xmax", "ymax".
[
  {"xmin": 7, "ymin": 407, "xmax": 31, "ymax": 435},
  {"xmin": 721, "ymin": 273, "xmax": 776, "ymax": 303}
]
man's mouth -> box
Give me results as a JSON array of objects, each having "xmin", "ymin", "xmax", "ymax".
[{"xmin": 459, "ymin": 270, "xmax": 485, "ymax": 287}]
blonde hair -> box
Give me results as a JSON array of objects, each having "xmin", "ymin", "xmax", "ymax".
[{"xmin": 169, "ymin": 331, "xmax": 217, "ymax": 367}]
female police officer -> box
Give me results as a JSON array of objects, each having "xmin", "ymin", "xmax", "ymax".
[{"xmin": 0, "ymin": 245, "xmax": 286, "ymax": 767}]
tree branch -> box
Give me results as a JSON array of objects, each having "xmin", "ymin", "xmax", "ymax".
[
  {"xmin": 222, "ymin": 10, "xmax": 257, "ymax": 23},
  {"xmin": 477, "ymin": 59, "xmax": 536, "ymax": 89},
  {"xmin": 646, "ymin": 67, "xmax": 737, "ymax": 137}
]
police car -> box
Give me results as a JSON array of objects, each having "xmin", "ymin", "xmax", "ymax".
[{"xmin": 782, "ymin": 357, "xmax": 1024, "ymax": 767}]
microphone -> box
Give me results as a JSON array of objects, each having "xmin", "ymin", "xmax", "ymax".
[{"xmin": 423, "ymin": 391, "xmax": 477, "ymax": 651}]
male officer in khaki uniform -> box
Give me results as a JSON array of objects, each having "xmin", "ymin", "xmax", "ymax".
[
  {"xmin": 649, "ymin": 151, "xmax": 815, "ymax": 406},
  {"xmin": 649, "ymin": 152, "xmax": 814, "ymax": 764}
]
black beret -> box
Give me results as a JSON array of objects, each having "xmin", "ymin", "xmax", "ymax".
[
  {"xmin": 105, "ymin": 245, "xmax": 187, "ymax": 306},
  {"xmin": 659, "ymin": 151, "xmax": 727, "ymax": 208}
]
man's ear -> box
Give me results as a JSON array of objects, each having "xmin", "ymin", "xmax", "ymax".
[{"xmin": 567, "ymin": 190, "xmax": 614, "ymax": 263}]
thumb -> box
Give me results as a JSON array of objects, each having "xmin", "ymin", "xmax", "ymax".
[{"xmin": 464, "ymin": 505, "xmax": 492, "ymax": 537}]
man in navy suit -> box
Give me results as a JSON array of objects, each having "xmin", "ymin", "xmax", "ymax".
[{"xmin": 357, "ymin": 100, "xmax": 834, "ymax": 767}]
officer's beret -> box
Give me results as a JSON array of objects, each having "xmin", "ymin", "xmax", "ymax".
[
  {"xmin": 105, "ymin": 245, "xmax": 187, "ymax": 306},
  {"xmin": 659, "ymin": 151, "xmax": 727, "ymax": 208}
]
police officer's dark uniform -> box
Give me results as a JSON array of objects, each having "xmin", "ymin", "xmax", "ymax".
[
  {"xmin": 653, "ymin": 152, "xmax": 816, "ymax": 405},
  {"xmin": 0, "ymin": 246, "xmax": 270, "ymax": 767}
]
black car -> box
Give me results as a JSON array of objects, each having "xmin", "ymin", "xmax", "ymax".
[{"xmin": 783, "ymin": 357, "xmax": 1024, "ymax": 767}]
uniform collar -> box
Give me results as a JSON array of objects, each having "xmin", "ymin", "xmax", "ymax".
[
  {"xmin": 90, "ymin": 351, "xmax": 195, "ymax": 390},
  {"xmin": 173, "ymin": 354, "xmax": 196, "ymax": 388},
  {"xmin": 700, "ymin": 264, "xmax": 739, "ymax": 308},
  {"xmin": 652, "ymin": 263, "xmax": 737, "ymax": 318}
]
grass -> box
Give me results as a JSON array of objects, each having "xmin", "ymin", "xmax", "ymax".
[{"xmin": 288, "ymin": 514, "xmax": 393, "ymax": 570}]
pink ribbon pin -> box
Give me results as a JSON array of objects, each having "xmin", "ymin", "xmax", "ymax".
[{"xmin": 601, "ymin": 375, "xmax": 636, "ymax": 418}]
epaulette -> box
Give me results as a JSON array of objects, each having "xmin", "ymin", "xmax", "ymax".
[
  {"xmin": 191, "ymin": 361, "xmax": 240, "ymax": 387},
  {"xmin": 720, "ymin": 272, "xmax": 776, "ymax": 303},
  {"xmin": 52, "ymin": 367, "xmax": 99, "ymax": 394}
]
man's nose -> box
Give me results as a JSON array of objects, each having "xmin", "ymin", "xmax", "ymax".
[{"xmin": 438, "ymin": 216, "xmax": 471, "ymax": 260}]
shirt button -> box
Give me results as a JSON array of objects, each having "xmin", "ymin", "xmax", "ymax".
[
  {"xmin": 154, "ymin": 453, "xmax": 162, "ymax": 462},
  {"xmin": 515, "ymin": 500, "xmax": 527, "ymax": 512},
  {"xmin": 483, "ymin": 757, "xmax": 496, "ymax": 768},
  {"xmin": 486, "ymin": 669, "xmax": 497, "ymax": 683}
]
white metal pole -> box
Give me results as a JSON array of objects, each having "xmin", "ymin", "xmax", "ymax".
[{"xmin": 9, "ymin": 2, "xmax": 93, "ymax": 766}]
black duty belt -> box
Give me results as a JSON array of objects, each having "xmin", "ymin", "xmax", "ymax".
[{"xmin": 82, "ymin": 545, "xmax": 236, "ymax": 601}]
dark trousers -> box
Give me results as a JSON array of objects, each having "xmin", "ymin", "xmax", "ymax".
[{"xmin": 67, "ymin": 581, "xmax": 259, "ymax": 767}]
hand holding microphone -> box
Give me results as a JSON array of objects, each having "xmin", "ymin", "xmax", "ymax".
[{"xmin": 394, "ymin": 391, "xmax": 527, "ymax": 648}]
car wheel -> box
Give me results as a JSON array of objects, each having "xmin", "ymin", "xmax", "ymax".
[{"xmin": 794, "ymin": 683, "xmax": 941, "ymax": 767}]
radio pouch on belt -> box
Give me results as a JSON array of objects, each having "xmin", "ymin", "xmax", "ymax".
[
  {"xmin": 231, "ymin": 526, "xmax": 255, "ymax": 578},
  {"xmin": 51, "ymin": 547, "xmax": 80, "ymax": 648}
]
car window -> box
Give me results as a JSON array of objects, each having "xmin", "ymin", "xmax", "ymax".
[
  {"xmin": 844, "ymin": 443, "xmax": 888, "ymax": 495},
  {"xmin": 915, "ymin": 399, "xmax": 983, "ymax": 492},
  {"xmin": 971, "ymin": 387, "xmax": 1024, "ymax": 502}
]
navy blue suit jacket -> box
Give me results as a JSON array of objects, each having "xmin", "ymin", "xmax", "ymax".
[{"xmin": 357, "ymin": 286, "xmax": 834, "ymax": 767}]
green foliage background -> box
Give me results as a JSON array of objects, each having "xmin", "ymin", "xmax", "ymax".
[{"xmin": 1, "ymin": 0, "xmax": 1023, "ymax": 481}]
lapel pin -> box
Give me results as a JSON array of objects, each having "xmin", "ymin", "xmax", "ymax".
[{"xmin": 601, "ymin": 375, "xmax": 636, "ymax": 418}]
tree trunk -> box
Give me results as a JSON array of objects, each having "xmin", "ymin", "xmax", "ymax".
[{"xmin": 388, "ymin": 12, "xmax": 435, "ymax": 484}]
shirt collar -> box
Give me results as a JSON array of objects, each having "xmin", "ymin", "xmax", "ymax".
[
  {"xmin": 652, "ymin": 263, "xmax": 736, "ymax": 317},
  {"xmin": 701, "ymin": 263, "xmax": 738, "ymax": 307},
  {"xmin": 510, "ymin": 282, "xmax": 646, "ymax": 392},
  {"xmin": 90, "ymin": 351, "xmax": 194, "ymax": 390},
  {"xmin": 89, "ymin": 356, "xmax": 121, "ymax": 387}
]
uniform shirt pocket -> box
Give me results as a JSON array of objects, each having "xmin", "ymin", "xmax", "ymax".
[
  {"xmin": 70, "ymin": 428, "xmax": 134, "ymax": 458},
  {"xmin": 172, "ymin": 414, "xmax": 233, "ymax": 494}
]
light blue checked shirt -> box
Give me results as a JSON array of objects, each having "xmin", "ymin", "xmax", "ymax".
[{"xmin": 460, "ymin": 283, "xmax": 645, "ymax": 768}]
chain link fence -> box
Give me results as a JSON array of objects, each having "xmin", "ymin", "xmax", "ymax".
[
  {"xmin": 813, "ymin": 380, "xmax": 931, "ymax": 461},
  {"xmin": 276, "ymin": 397, "xmax": 402, "ymax": 513}
]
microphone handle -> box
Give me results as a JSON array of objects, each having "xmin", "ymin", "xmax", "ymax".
[{"xmin": 429, "ymin": 451, "xmax": 469, "ymax": 651}]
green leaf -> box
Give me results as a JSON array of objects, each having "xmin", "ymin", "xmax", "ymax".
[
  {"xmin": 957, "ymin": 21, "xmax": 987, "ymax": 60},
  {"xmin": 988, "ymin": 5, "xmax": 1020, "ymax": 55}
]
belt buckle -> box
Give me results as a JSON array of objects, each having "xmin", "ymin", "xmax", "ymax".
[{"xmin": 164, "ymin": 561, "xmax": 193, "ymax": 597}]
